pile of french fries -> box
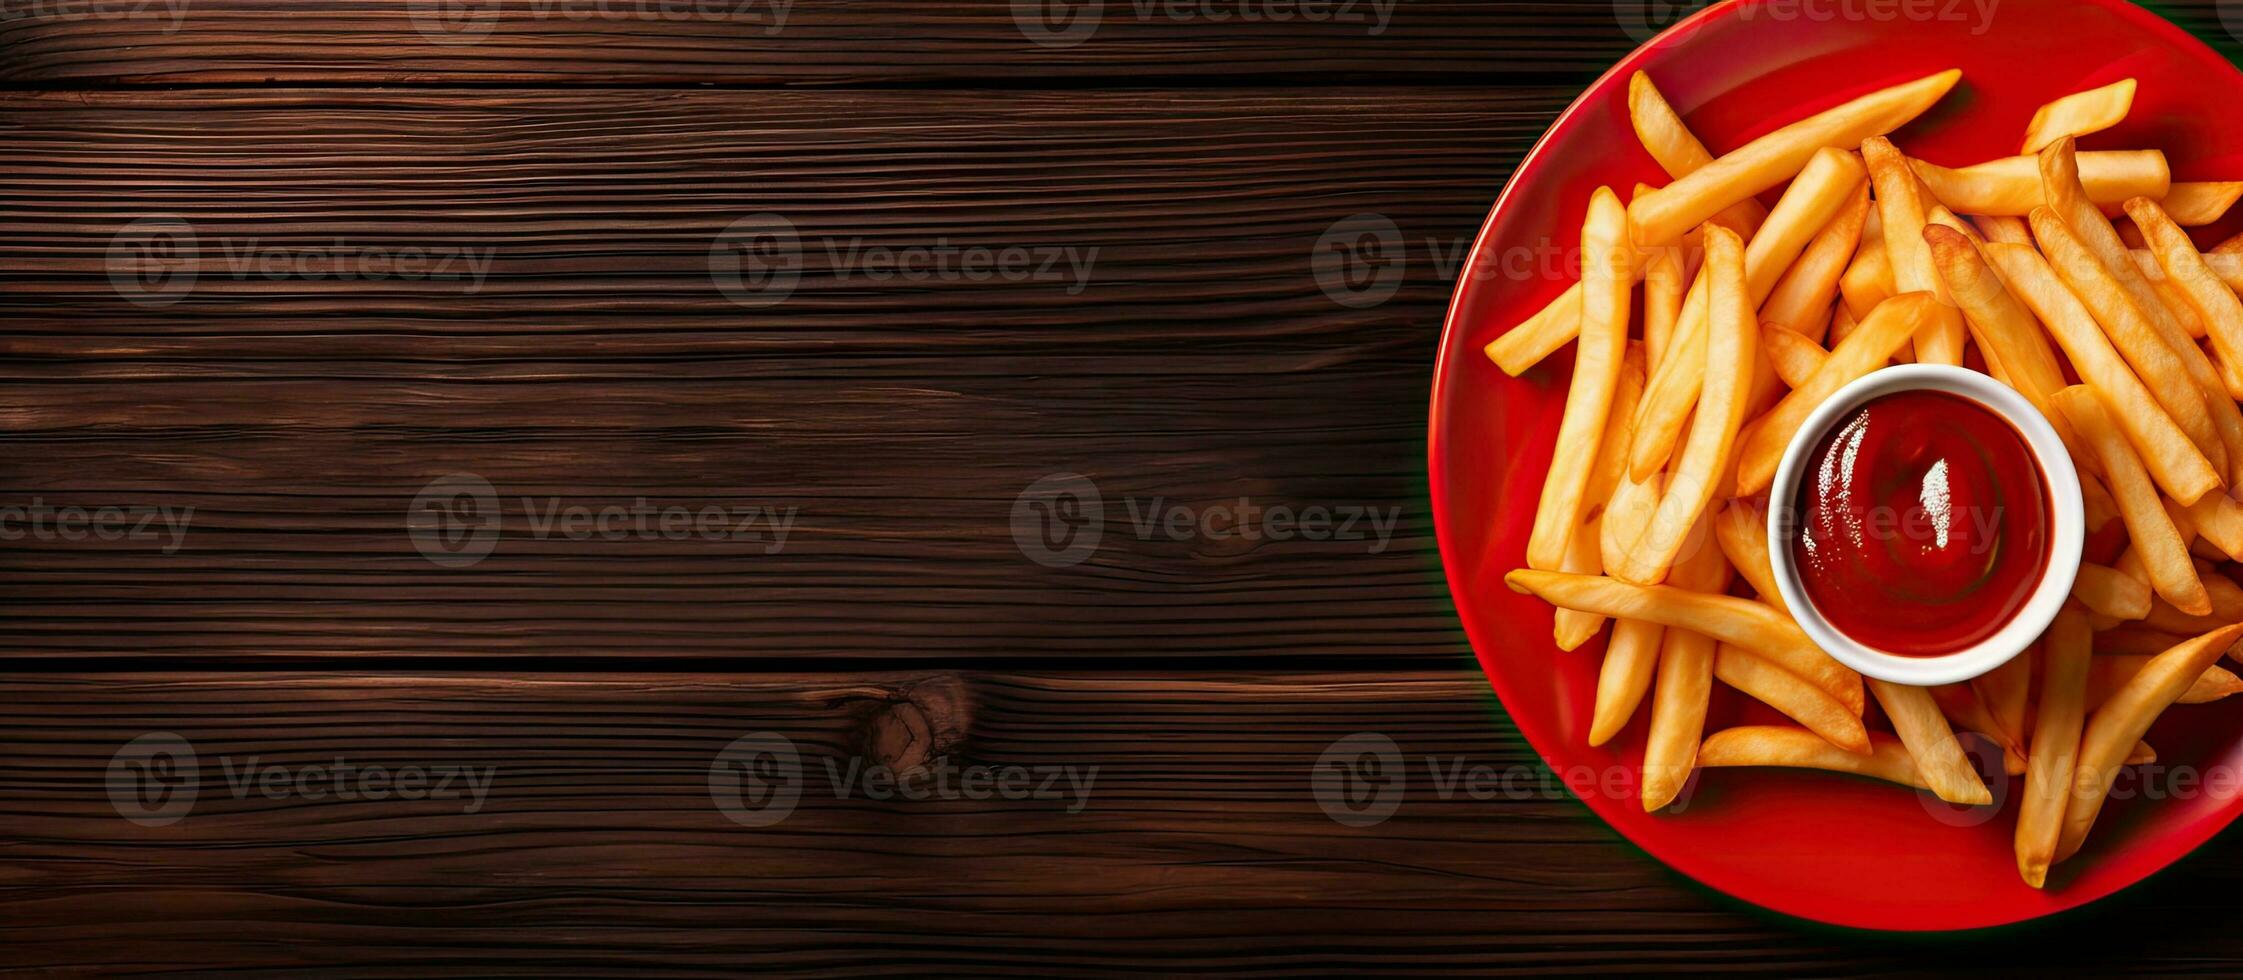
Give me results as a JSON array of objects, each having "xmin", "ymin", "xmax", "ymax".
[{"xmin": 1490, "ymin": 71, "xmax": 2243, "ymax": 887}]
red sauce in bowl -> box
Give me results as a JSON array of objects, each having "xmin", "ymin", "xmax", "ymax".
[{"xmin": 1790, "ymin": 390, "xmax": 2050, "ymax": 657}]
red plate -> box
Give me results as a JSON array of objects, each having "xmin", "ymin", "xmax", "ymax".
[{"xmin": 1429, "ymin": 0, "xmax": 2243, "ymax": 931}]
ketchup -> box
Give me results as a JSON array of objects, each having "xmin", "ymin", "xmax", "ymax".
[{"xmin": 1790, "ymin": 390, "xmax": 2049, "ymax": 656}]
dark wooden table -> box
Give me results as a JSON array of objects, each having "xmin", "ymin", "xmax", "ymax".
[{"xmin": 5, "ymin": 1, "xmax": 2243, "ymax": 973}]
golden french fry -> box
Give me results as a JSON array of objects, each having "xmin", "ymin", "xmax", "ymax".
[
  {"xmin": 1629, "ymin": 151, "xmax": 1867, "ymax": 481},
  {"xmin": 2017, "ymin": 607, "xmax": 2092, "ymax": 888},
  {"xmin": 1929, "ymin": 682, "xmax": 2025, "ymax": 775},
  {"xmin": 2021, "ymin": 79, "xmax": 2136, "ymax": 154},
  {"xmin": 2082, "ymin": 469, "xmax": 2122, "ymax": 531},
  {"xmin": 1555, "ymin": 517, "xmax": 1607, "ymax": 650},
  {"xmin": 1503, "ymin": 569, "xmax": 1865, "ymax": 713},
  {"xmin": 1975, "ymin": 213, "xmax": 2033, "ymax": 245},
  {"xmin": 1628, "ymin": 69, "xmax": 1959, "ymax": 247},
  {"xmin": 1628, "ymin": 71, "xmax": 1769, "ymax": 238},
  {"xmin": 1641, "ymin": 529, "xmax": 1732, "ymax": 807},
  {"xmin": 2129, "ymin": 198, "xmax": 2243, "ymax": 441},
  {"xmin": 1763, "ymin": 323, "xmax": 1830, "ymax": 389},
  {"xmin": 1839, "ymin": 234, "xmax": 1896, "ymax": 323},
  {"xmin": 1762, "ymin": 184, "xmax": 1871, "ymax": 343},
  {"xmin": 1612, "ymin": 228, "xmax": 1756, "ymax": 583},
  {"xmin": 2125, "ymin": 740, "xmax": 2157, "ymax": 765},
  {"xmin": 1600, "ymin": 466, "xmax": 1661, "ymax": 572},
  {"xmin": 1913, "ymin": 149, "xmax": 2170, "ymax": 215},
  {"xmin": 1715, "ymin": 644, "xmax": 1872, "ymax": 754},
  {"xmin": 1555, "ymin": 346, "xmax": 1653, "ymax": 648},
  {"xmin": 1976, "ymin": 652, "xmax": 2032, "ymax": 765},
  {"xmin": 2185, "ymin": 490, "xmax": 2243, "ymax": 559},
  {"xmin": 1713, "ymin": 498, "xmax": 1787, "ymax": 615},
  {"xmin": 2043, "ymin": 145, "xmax": 2243, "ymax": 481},
  {"xmin": 1735, "ymin": 292, "xmax": 1948, "ymax": 496},
  {"xmin": 1590, "ymin": 618, "xmax": 1666, "ymax": 746},
  {"xmin": 2087, "ymin": 654, "xmax": 2243, "ymax": 707},
  {"xmin": 2055, "ymin": 385, "xmax": 2214, "ymax": 615},
  {"xmin": 2132, "ymin": 248, "xmax": 2208, "ymax": 340},
  {"xmin": 1984, "ymin": 242, "xmax": 2221, "ymax": 503},
  {"xmin": 2072, "ymin": 561, "xmax": 2153, "ymax": 620},
  {"xmin": 1645, "ymin": 246, "xmax": 1685, "ymax": 371},
  {"xmin": 2058, "ymin": 624, "xmax": 2243, "ymax": 861},
  {"xmin": 1828, "ymin": 299, "xmax": 1860, "ymax": 348},
  {"xmin": 1923, "ymin": 225, "xmax": 2078, "ymax": 452},
  {"xmin": 1526, "ymin": 187, "xmax": 1633, "ymax": 570},
  {"xmin": 1697, "ymin": 726, "xmax": 1931, "ymax": 790},
  {"xmin": 2162, "ymin": 182, "xmax": 2243, "ymax": 226},
  {"xmin": 1870, "ymin": 678, "xmax": 1993, "ymax": 805},
  {"xmin": 1484, "ymin": 235, "xmax": 1701, "ymax": 376},
  {"xmin": 2030, "ymin": 205, "xmax": 2238, "ymax": 481},
  {"xmin": 1864, "ymin": 137, "xmax": 1960, "ymax": 362}
]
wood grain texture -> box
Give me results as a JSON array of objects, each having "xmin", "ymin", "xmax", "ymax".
[
  {"xmin": 7, "ymin": 670, "xmax": 2243, "ymax": 975},
  {"xmin": 0, "ymin": 88, "xmax": 1557, "ymax": 662},
  {"xmin": 0, "ymin": 0, "xmax": 1645, "ymax": 85}
]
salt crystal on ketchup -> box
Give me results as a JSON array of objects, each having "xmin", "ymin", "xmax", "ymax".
[{"xmin": 1789, "ymin": 389, "xmax": 2051, "ymax": 657}]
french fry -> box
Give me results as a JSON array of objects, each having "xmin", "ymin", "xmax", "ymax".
[
  {"xmin": 1556, "ymin": 518, "xmax": 1607, "ymax": 650},
  {"xmin": 1645, "ymin": 245, "xmax": 1686, "ymax": 371},
  {"xmin": 2184, "ymin": 490, "xmax": 2243, "ymax": 559},
  {"xmin": 1762, "ymin": 184, "xmax": 1871, "ymax": 343},
  {"xmin": 1712, "ymin": 498, "xmax": 1788, "ymax": 615},
  {"xmin": 1641, "ymin": 533, "xmax": 1733, "ymax": 807},
  {"xmin": 2017, "ymin": 607, "xmax": 2092, "ymax": 888},
  {"xmin": 1975, "ymin": 213, "xmax": 2033, "ymax": 245},
  {"xmin": 2162, "ymin": 182, "xmax": 2243, "ymax": 226},
  {"xmin": 1735, "ymin": 292, "xmax": 1948, "ymax": 496},
  {"xmin": 1923, "ymin": 225, "xmax": 2077, "ymax": 452},
  {"xmin": 2020, "ymin": 79, "xmax": 2136, "ymax": 154},
  {"xmin": 1590, "ymin": 618, "xmax": 1666, "ymax": 746},
  {"xmin": 1764, "ymin": 324, "xmax": 1831, "ymax": 388},
  {"xmin": 1628, "ymin": 69, "xmax": 1959, "ymax": 247},
  {"xmin": 2129, "ymin": 199, "xmax": 2243, "ymax": 448},
  {"xmin": 1829, "ymin": 299, "xmax": 1860, "ymax": 348},
  {"xmin": 1839, "ymin": 234, "xmax": 1896, "ymax": 323},
  {"xmin": 1601, "ymin": 468, "xmax": 1663, "ymax": 572},
  {"xmin": 1864, "ymin": 137, "xmax": 1960, "ymax": 362},
  {"xmin": 1526, "ymin": 188, "xmax": 1633, "ymax": 570},
  {"xmin": 1715, "ymin": 644, "xmax": 1872, "ymax": 754},
  {"xmin": 1975, "ymin": 652, "xmax": 2032, "ymax": 766},
  {"xmin": 1628, "ymin": 72, "xmax": 1769, "ymax": 238},
  {"xmin": 1913, "ymin": 150, "xmax": 2170, "ymax": 215},
  {"xmin": 2043, "ymin": 145, "xmax": 2243, "ymax": 482},
  {"xmin": 1629, "ymin": 151, "xmax": 1867, "ymax": 481},
  {"xmin": 1613, "ymin": 228, "xmax": 1757, "ymax": 583},
  {"xmin": 1929, "ymin": 682, "xmax": 2025, "ymax": 775},
  {"xmin": 1484, "ymin": 234, "xmax": 1703, "ymax": 376},
  {"xmin": 2054, "ymin": 385, "xmax": 2214, "ymax": 615},
  {"xmin": 1985, "ymin": 242, "xmax": 2221, "ymax": 503},
  {"xmin": 1870, "ymin": 678, "xmax": 1993, "ymax": 805},
  {"xmin": 1555, "ymin": 347, "xmax": 1652, "ymax": 648},
  {"xmin": 1503, "ymin": 570, "xmax": 1865, "ymax": 713},
  {"xmin": 2087, "ymin": 654, "xmax": 2243, "ymax": 707},
  {"xmin": 1697, "ymin": 726, "xmax": 1931, "ymax": 791},
  {"xmin": 2132, "ymin": 249, "xmax": 2208, "ymax": 340},
  {"xmin": 2082, "ymin": 469, "xmax": 2122, "ymax": 531},
  {"xmin": 2030, "ymin": 206, "xmax": 2237, "ymax": 481},
  {"xmin": 2058, "ymin": 623, "xmax": 2243, "ymax": 861},
  {"xmin": 2125, "ymin": 741, "xmax": 2157, "ymax": 765},
  {"xmin": 2072, "ymin": 561, "xmax": 2153, "ymax": 620}
]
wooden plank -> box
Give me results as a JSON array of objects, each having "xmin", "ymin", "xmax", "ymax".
[
  {"xmin": 0, "ymin": 89, "xmax": 1549, "ymax": 661},
  {"xmin": 6, "ymin": 669, "xmax": 2241, "ymax": 973},
  {"xmin": 0, "ymin": 0, "xmax": 1646, "ymax": 85}
]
